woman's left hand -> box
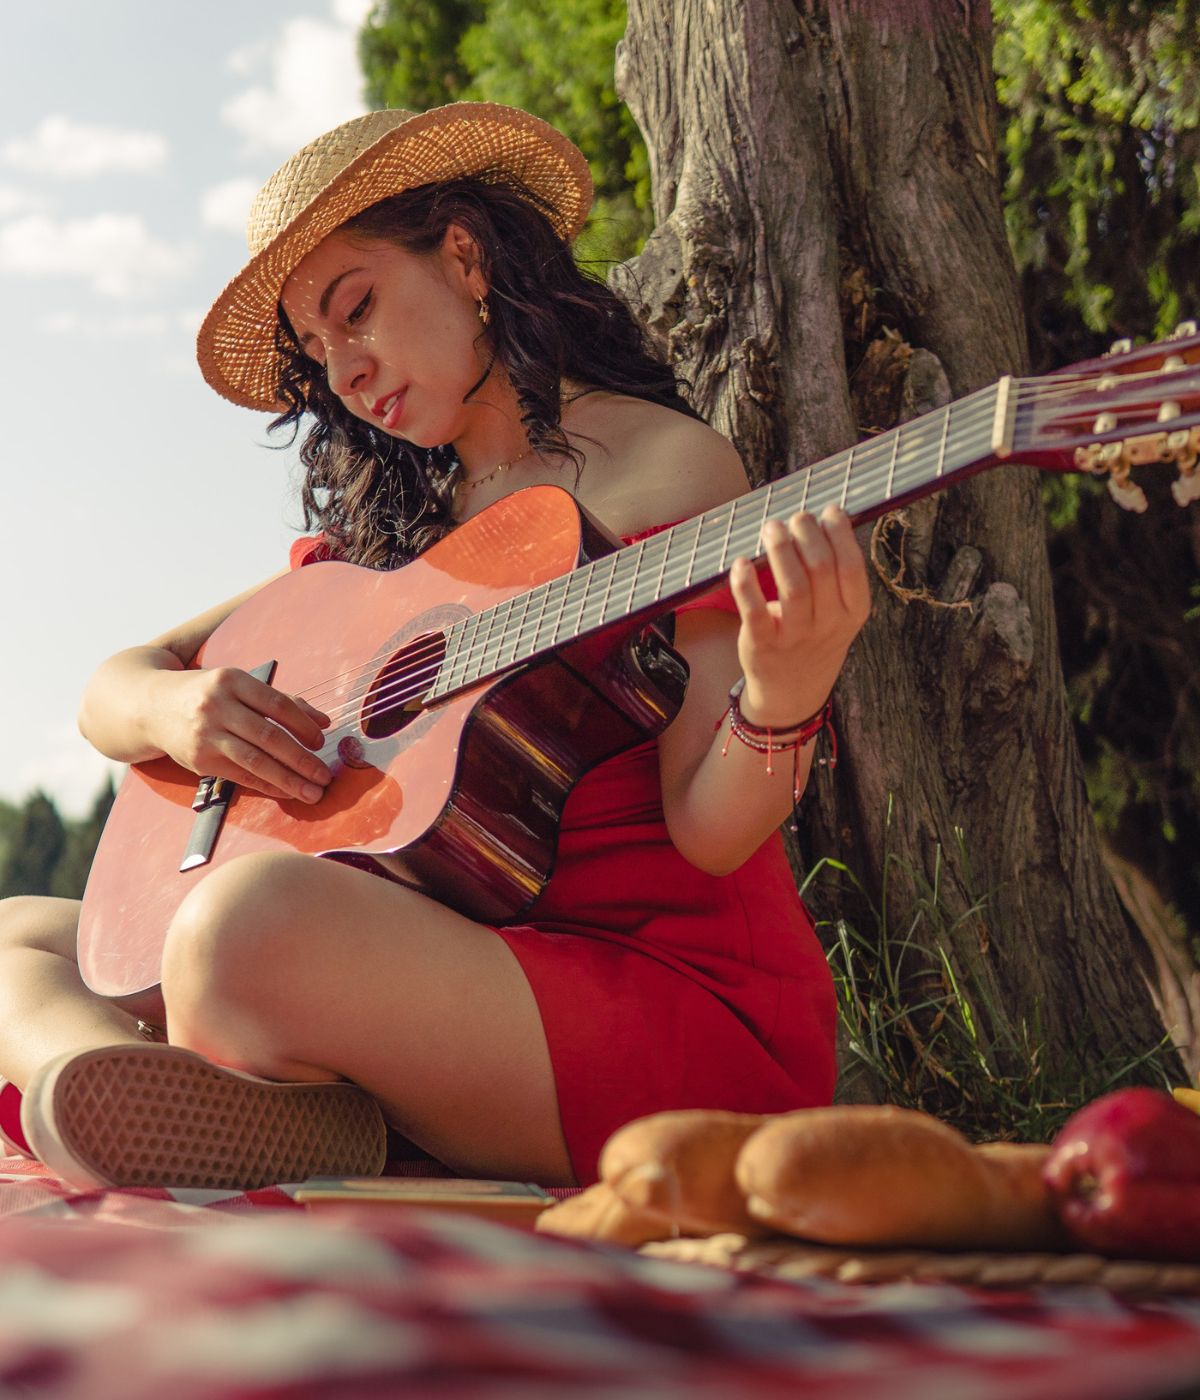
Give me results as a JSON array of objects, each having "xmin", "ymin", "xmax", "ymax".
[{"xmin": 728, "ymin": 504, "xmax": 871, "ymax": 725}]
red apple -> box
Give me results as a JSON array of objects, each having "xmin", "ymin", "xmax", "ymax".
[{"xmin": 1042, "ymin": 1087, "xmax": 1200, "ymax": 1260}]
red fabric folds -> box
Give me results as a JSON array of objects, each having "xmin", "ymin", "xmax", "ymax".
[{"xmin": 291, "ymin": 519, "xmax": 835, "ymax": 1183}]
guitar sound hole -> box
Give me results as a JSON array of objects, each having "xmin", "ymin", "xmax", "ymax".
[{"xmin": 361, "ymin": 631, "xmax": 447, "ymax": 739}]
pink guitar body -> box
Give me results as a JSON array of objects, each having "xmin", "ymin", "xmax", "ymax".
[{"xmin": 77, "ymin": 488, "xmax": 687, "ymax": 1017}]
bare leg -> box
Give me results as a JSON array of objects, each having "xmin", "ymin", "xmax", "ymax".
[
  {"xmin": 162, "ymin": 852, "xmax": 576, "ymax": 1185},
  {"xmin": 0, "ymin": 897, "xmax": 144, "ymax": 1091}
]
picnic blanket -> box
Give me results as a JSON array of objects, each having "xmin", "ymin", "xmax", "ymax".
[{"xmin": 2, "ymin": 1154, "xmax": 1200, "ymax": 1399}]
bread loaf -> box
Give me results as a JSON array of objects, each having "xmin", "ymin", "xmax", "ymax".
[
  {"xmin": 534, "ymin": 1181, "xmax": 677, "ymax": 1246},
  {"xmin": 600, "ymin": 1109, "xmax": 769, "ymax": 1236},
  {"xmin": 736, "ymin": 1106, "xmax": 1064, "ymax": 1250}
]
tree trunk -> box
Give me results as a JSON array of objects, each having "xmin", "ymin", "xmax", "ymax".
[{"xmin": 615, "ymin": 0, "xmax": 1179, "ymax": 1088}]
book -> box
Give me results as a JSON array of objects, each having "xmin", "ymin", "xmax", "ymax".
[{"xmin": 293, "ymin": 1176, "xmax": 555, "ymax": 1226}]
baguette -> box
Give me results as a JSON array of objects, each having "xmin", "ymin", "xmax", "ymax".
[
  {"xmin": 736, "ymin": 1106, "xmax": 1064, "ymax": 1251},
  {"xmin": 534, "ymin": 1181, "xmax": 677, "ymax": 1246},
  {"xmin": 599, "ymin": 1109, "xmax": 769, "ymax": 1237}
]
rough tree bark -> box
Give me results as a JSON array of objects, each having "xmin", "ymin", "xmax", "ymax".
[{"xmin": 614, "ymin": 0, "xmax": 1179, "ymax": 1081}]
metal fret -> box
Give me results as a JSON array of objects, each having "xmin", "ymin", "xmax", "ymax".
[
  {"xmin": 503, "ymin": 583, "xmax": 535, "ymax": 667},
  {"xmin": 442, "ymin": 613, "xmax": 477, "ymax": 693},
  {"xmin": 884, "ymin": 421, "xmax": 901, "ymax": 503},
  {"xmin": 539, "ymin": 574, "xmax": 573, "ymax": 650},
  {"xmin": 606, "ymin": 544, "xmax": 641, "ymax": 625},
  {"xmin": 682, "ymin": 515, "xmax": 704, "ymax": 589},
  {"xmin": 560, "ymin": 563, "xmax": 593, "ymax": 642},
  {"xmin": 623, "ymin": 538, "xmax": 649, "ymax": 615},
  {"xmin": 581, "ymin": 554, "xmax": 615, "ymax": 635},
  {"xmin": 468, "ymin": 596, "xmax": 506, "ymax": 686},
  {"xmin": 529, "ymin": 570, "xmax": 555, "ymax": 663},
  {"xmin": 934, "ymin": 401, "xmax": 951, "ymax": 478},
  {"xmin": 717, "ymin": 496, "xmax": 737, "ymax": 573},
  {"xmin": 652, "ymin": 532, "xmax": 672, "ymax": 605},
  {"xmin": 756, "ymin": 481, "xmax": 776, "ymax": 553},
  {"xmin": 839, "ymin": 446, "xmax": 855, "ymax": 509}
]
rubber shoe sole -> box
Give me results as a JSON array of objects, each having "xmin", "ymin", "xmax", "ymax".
[{"xmin": 21, "ymin": 1044, "xmax": 388, "ymax": 1190}]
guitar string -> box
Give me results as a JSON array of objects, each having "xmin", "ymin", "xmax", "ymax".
[
  {"xmin": 309, "ymin": 364, "xmax": 1200, "ymax": 735},
  {"xmin": 288, "ymin": 365, "xmax": 1188, "ymax": 722},
  {"xmin": 298, "ymin": 386, "xmax": 1004, "ymax": 722},
  {"xmin": 290, "ymin": 370, "xmax": 1193, "ymax": 736},
  {"xmin": 312, "ymin": 383, "xmax": 1092, "ymax": 732},
  {"xmin": 341, "ymin": 376, "xmax": 1197, "ymax": 734},
  {"xmin": 308, "ymin": 393, "xmax": 1006, "ymax": 735}
]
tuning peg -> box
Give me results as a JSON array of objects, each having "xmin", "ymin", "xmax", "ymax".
[
  {"xmin": 1158, "ymin": 400, "xmax": 1182, "ymax": 423},
  {"xmin": 1170, "ymin": 320, "xmax": 1198, "ymax": 339},
  {"xmin": 1172, "ymin": 469, "xmax": 1200, "ymax": 507},
  {"xmin": 1104, "ymin": 337, "xmax": 1134, "ymax": 357},
  {"xmin": 1108, "ymin": 474, "xmax": 1148, "ymax": 513}
]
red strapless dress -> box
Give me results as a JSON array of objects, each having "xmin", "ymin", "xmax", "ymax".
[{"xmin": 292, "ymin": 525, "xmax": 837, "ymax": 1183}]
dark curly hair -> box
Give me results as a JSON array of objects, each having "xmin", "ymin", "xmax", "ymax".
[{"xmin": 270, "ymin": 174, "xmax": 701, "ymax": 569}]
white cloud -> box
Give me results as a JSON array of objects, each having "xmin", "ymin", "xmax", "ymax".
[
  {"xmin": 331, "ymin": 0, "xmax": 373, "ymax": 26},
  {"xmin": 200, "ymin": 176, "xmax": 258, "ymax": 236},
  {"xmin": 221, "ymin": 2, "xmax": 368, "ymax": 156},
  {"xmin": 0, "ymin": 212, "xmax": 190, "ymax": 298},
  {"xmin": 0, "ymin": 184, "xmax": 46, "ymax": 218},
  {"xmin": 227, "ymin": 40, "xmax": 268, "ymax": 80},
  {"xmin": 2, "ymin": 116, "xmax": 168, "ymax": 178},
  {"xmin": 40, "ymin": 310, "xmax": 172, "ymax": 339}
]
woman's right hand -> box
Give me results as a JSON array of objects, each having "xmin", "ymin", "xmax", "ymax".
[{"xmin": 149, "ymin": 666, "xmax": 332, "ymax": 804}]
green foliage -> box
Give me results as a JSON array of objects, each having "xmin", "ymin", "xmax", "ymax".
[
  {"xmin": 0, "ymin": 792, "xmax": 66, "ymax": 900},
  {"xmin": 995, "ymin": 3, "xmax": 1200, "ymax": 945},
  {"xmin": 805, "ymin": 825, "xmax": 1177, "ymax": 1143},
  {"xmin": 357, "ymin": 0, "xmax": 652, "ymax": 263},
  {"xmin": 1047, "ymin": 469, "xmax": 1200, "ymax": 925},
  {"xmin": 0, "ymin": 781, "xmax": 114, "ymax": 901},
  {"xmin": 0, "ymin": 799, "xmax": 17, "ymax": 870},
  {"xmin": 49, "ymin": 779, "xmax": 115, "ymax": 900},
  {"xmin": 993, "ymin": 0, "xmax": 1200, "ymax": 365},
  {"xmin": 360, "ymin": 0, "xmax": 484, "ymax": 112}
]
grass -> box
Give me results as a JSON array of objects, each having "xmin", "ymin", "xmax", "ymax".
[{"xmin": 800, "ymin": 811, "xmax": 1178, "ymax": 1143}]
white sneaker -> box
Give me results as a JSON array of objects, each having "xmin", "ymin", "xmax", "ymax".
[{"xmin": 21, "ymin": 1044, "xmax": 388, "ymax": 1190}]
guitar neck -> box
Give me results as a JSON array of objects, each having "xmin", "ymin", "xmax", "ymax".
[{"xmin": 432, "ymin": 379, "xmax": 1013, "ymax": 698}]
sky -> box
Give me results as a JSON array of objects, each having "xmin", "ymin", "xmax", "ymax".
[{"xmin": 1, "ymin": 0, "xmax": 375, "ymax": 815}]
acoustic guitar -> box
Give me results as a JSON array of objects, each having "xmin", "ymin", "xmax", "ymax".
[{"xmin": 77, "ymin": 328, "xmax": 1200, "ymax": 1018}]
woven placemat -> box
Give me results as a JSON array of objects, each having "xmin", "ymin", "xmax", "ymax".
[{"xmin": 640, "ymin": 1233, "xmax": 1200, "ymax": 1297}]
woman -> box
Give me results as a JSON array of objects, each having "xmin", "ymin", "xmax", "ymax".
[{"xmin": 0, "ymin": 104, "xmax": 869, "ymax": 1189}]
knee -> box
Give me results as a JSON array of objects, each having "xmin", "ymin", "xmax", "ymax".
[{"xmin": 161, "ymin": 853, "xmax": 315, "ymax": 1056}]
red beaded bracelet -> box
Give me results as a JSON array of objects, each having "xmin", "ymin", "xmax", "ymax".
[{"xmin": 716, "ymin": 678, "xmax": 838, "ymax": 801}]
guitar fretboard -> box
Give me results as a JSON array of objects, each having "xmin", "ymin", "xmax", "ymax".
[{"xmin": 430, "ymin": 380, "xmax": 1010, "ymax": 698}]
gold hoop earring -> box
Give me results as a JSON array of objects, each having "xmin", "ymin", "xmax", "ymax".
[{"xmin": 476, "ymin": 296, "xmax": 491, "ymax": 327}]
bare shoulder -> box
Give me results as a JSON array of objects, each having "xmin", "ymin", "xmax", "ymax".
[{"xmin": 568, "ymin": 392, "xmax": 750, "ymax": 537}]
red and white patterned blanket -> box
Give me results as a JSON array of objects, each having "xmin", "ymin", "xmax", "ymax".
[{"xmin": 2, "ymin": 1154, "xmax": 1199, "ymax": 1399}]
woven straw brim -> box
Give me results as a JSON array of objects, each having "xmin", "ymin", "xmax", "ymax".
[{"xmin": 196, "ymin": 103, "xmax": 593, "ymax": 412}]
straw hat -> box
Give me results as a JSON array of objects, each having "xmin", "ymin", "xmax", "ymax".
[{"xmin": 196, "ymin": 102, "xmax": 593, "ymax": 412}]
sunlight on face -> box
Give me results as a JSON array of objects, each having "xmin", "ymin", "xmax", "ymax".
[{"xmin": 280, "ymin": 225, "xmax": 491, "ymax": 449}]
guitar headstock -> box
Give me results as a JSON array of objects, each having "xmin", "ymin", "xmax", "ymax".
[{"xmin": 1012, "ymin": 320, "xmax": 1200, "ymax": 513}]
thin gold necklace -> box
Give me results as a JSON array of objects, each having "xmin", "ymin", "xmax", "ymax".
[{"xmin": 453, "ymin": 444, "xmax": 536, "ymax": 498}]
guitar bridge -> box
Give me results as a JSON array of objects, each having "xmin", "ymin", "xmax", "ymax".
[{"xmin": 178, "ymin": 660, "xmax": 276, "ymax": 872}]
